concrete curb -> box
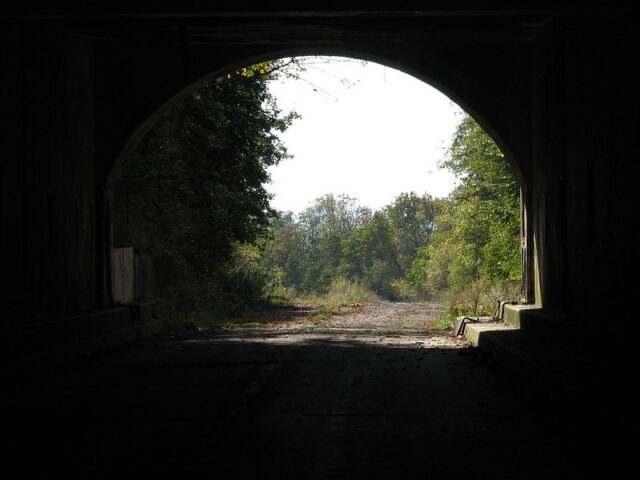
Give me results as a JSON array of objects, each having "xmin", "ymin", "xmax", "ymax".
[
  {"xmin": 5, "ymin": 302, "xmax": 163, "ymax": 376},
  {"xmin": 464, "ymin": 306, "xmax": 590, "ymax": 396}
]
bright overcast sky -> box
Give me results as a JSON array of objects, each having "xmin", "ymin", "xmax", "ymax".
[{"xmin": 266, "ymin": 56, "xmax": 463, "ymax": 214}]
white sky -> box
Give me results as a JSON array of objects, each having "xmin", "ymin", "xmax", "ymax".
[{"xmin": 266, "ymin": 56, "xmax": 463, "ymax": 214}]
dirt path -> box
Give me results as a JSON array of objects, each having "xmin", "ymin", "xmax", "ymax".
[
  {"xmin": 199, "ymin": 301, "xmax": 470, "ymax": 351},
  {"xmin": 306, "ymin": 301, "xmax": 446, "ymax": 331},
  {"xmin": 213, "ymin": 301, "xmax": 455, "ymax": 335}
]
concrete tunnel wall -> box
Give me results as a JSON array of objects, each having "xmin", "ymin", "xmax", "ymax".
[{"xmin": 1, "ymin": 9, "xmax": 636, "ymax": 360}]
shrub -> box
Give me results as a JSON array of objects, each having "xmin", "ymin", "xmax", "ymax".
[{"xmin": 299, "ymin": 277, "xmax": 380, "ymax": 308}]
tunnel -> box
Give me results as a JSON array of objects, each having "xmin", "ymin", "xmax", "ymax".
[
  {"xmin": 4, "ymin": 5, "xmax": 633, "ymax": 358},
  {"xmin": 1, "ymin": 5, "xmax": 636, "ymax": 476}
]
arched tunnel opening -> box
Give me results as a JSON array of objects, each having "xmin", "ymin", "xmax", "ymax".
[
  {"xmin": 8, "ymin": 55, "xmax": 548, "ymax": 477},
  {"xmin": 108, "ymin": 55, "xmax": 527, "ymax": 337}
]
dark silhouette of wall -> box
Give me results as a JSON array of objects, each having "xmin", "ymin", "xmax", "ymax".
[{"xmin": 1, "ymin": 6, "xmax": 636, "ymax": 367}]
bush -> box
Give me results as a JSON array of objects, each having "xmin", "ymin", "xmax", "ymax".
[
  {"xmin": 325, "ymin": 277, "xmax": 380, "ymax": 306},
  {"xmin": 298, "ymin": 277, "xmax": 379, "ymax": 308}
]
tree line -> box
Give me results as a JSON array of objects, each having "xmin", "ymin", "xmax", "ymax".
[
  {"xmin": 113, "ymin": 60, "xmax": 299, "ymax": 325},
  {"xmin": 114, "ymin": 59, "xmax": 521, "ymax": 329},
  {"xmin": 259, "ymin": 113, "xmax": 521, "ymax": 302}
]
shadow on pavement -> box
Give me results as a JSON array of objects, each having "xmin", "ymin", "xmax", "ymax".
[{"xmin": 2, "ymin": 329, "xmax": 613, "ymax": 479}]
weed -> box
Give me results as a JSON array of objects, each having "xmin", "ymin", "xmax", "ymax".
[
  {"xmin": 429, "ymin": 279, "xmax": 519, "ymax": 331},
  {"xmin": 296, "ymin": 277, "xmax": 379, "ymax": 309}
]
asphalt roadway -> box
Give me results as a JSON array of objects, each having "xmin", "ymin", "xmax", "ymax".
[{"xmin": 3, "ymin": 325, "xmax": 612, "ymax": 479}]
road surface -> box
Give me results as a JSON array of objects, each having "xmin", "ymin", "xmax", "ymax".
[{"xmin": 4, "ymin": 302, "xmax": 584, "ymax": 478}]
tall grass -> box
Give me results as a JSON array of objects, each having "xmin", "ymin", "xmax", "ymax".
[
  {"xmin": 430, "ymin": 279, "xmax": 520, "ymax": 330},
  {"xmin": 297, "ymin": 277, "xmax": 380, "ymax": 308}
]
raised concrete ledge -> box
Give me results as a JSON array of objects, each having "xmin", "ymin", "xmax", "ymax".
[
  {"xmin": 503, "ymin": 303, "xmax": 540, "ymax": 328},
  {"xmin": 9, "ymin": 302, "xmax": 163, "ymax": 374},
  {"xmin": 464, "ymin": 322, "xmax": 518, "ymax": 346},
  {"xmin": 503, "ymin": 304, "xmax": 577, "ymax": 344},
  {"xmin": 22, "ymin": 307, "xmax": 132, "ymax": 351},
  {"xmin": 464, "ymin": 322, "xmax": 551, "ymax": 387},
  {"xmin": 464, "ymin": 308, "xmax": 589, "ymax": 393},
  {"xmin": 16, "ymin": 319, "xmax": 164, "ymax": 373}
]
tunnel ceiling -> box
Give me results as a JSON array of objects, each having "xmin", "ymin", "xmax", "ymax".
[
  {"xmin": 67, "ymin": 7, "xmax": 557, "ymax": 186},
  {"xmin": 61, "ymin": 11, "xmax": 545, "ymax": 46}
]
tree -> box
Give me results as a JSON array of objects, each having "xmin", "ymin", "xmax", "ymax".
[
  {"xmin": 385, "ymin": 192, "xmax": 441, "ymax": 275},
  {"xmin": 340, "ymin": 211, "xmax": 402, "ymax": 293},
  {"xmin": 295, "ymin": 194, "xmax": 371, "ymax": 292},
  {"xmin": 113, "ymin": 60, "xmax": 299, "ymax": 318},
  {"xmin": 261, "ymin": 211, "xmax": 307, "ymax": 290},
  {"xmin": 416, "ymin": 112, "xmax": 521, "ymax": 293},
  {"xmin": 258, "ymin": 113, "xmax": 519, "ymax": 303}
]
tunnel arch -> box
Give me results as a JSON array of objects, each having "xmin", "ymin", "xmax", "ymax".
[
  {"xmin": 106, "ymin": 48, "xmax": 525, "ymax": 191},
  {"xmin": 5, "ymin": 9, "xmax": 637, "ymax": 418},
  {"xmin": 106, "ymin": 48, "xmax": 532, "ymax": 307}
]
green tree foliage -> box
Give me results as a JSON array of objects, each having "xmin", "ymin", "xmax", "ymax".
[
  {"xmin": 114, "ymin": 61, "xmax": 299, "ymax": 322},
  {"xmin": 411, "ymin": 112, "xmax": 521, "ymax": 294},
  {"xmin": 385, "ymin": 192, "xmax": 441, "ymax": 275},
  {"xmin": 263, "ymin": 112, "xmax": 520, "ymax": 303},
  {"xmin": 341, "ymin": 212, "xmax": 401, "ymax": 297},
  {"xmin": 115, "ymin": 58, "xmax": 520, "ymax": 323},
  {"xmin": 260, "ymin": 212, "xmax": 307, "ymax": 290},
  {"xmin": 270, "ymin": 194, "xmax": 372, "ymax": 293},
  {"xmin": 263, "ymin": 193, "xmax": 441, "ymax": 299}
]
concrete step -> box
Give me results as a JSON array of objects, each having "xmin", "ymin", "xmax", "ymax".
[
  {"xmin": 464, "ymin": 306, "xmax": 591, "ymax": 396},
  {"xmin": 8, "ymin": 302, "xmax": 163, "ymax": 374},
  {"xmin": 18, "ymin": 318, "xmax": 164, "ymax": 372},
  {"xmin": 503, "ymin": 304, "xmax": 575, "ymax": 343}
]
